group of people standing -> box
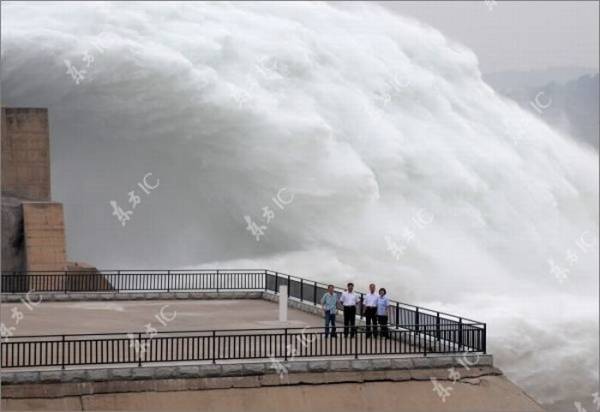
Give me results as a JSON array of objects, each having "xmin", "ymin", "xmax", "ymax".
[{"xmin": 320, "ymin": 282, "xmax": 390, "ymax": 338}]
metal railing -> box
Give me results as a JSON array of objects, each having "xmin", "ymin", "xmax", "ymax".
[
  {"xmin": 0, "ymin": 269, "xmax": 267, "ymax": 294},
  {"xmin": 1, "ymin": 324, "xmax": 485, "ymax": 369},
  {"xmin": 0, "ymin": 269, "xmax": 486, "ymax": 366}
]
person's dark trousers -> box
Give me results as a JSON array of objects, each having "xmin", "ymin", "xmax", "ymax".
[
  {"xmin": 365, "ymin": 307, "xmax": 378, "ymax": 338},
  {"xmin": 343, "ymin": 306, "xmax": 356, "ymax": 338},
  {"xmin": 377, "ymin": 315, "xmax": 389, "ymax": 338},
  {"xmin": 324, "ymin": 310, "xmax": 337, "ymax": 337}
]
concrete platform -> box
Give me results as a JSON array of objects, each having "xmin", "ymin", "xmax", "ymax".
[
  {"xmin": 1, "ymin": 299, "xmax": 324, "ymax": 335},
  {"xmin": 1, "ymin": 297, "xmax": 432, "ymax": 372}
]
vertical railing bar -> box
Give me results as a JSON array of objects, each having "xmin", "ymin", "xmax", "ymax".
[
  {"xmin": 284, "ymin": 328, "xmax": 288, "ymax": 361},
  {"xmin": 61, "ymin": 335, "xmax": 65, "ymax": 369},
  {"xmin": 212, "ymin": 331, "xmax": 216, "ymax": 364}
]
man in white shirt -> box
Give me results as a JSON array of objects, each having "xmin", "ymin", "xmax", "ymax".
[
  {"xmin": 339, "ymin": 282, "xmax": 358, "ymax": 338},
  {"xmin": 363, "ymin": 283, "xmax": 379, "ymax": 338}
]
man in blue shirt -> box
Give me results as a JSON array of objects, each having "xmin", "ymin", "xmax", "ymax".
[
  {"xmin": 363, "ymin": 283, "xmax": 379, "ymax": 338},
  {"xmin": 320, "ymin": 284, "xmax": 338, "ymax": 338}
]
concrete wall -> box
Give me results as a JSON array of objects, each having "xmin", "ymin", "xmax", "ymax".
[
  {"xmin": 0, "ymin": 359, "xmax": 544, "ymax": 412},
  {"xmin": 1, "ymin": 196, "xmax": 26, "ymax": 271},
  {"xmin": 0, "ymin": 376, "xmax": 544, "ymax": 412},
  {"xmin": 1, "ymin": 107, "xmax": 67, "ymax": 273},
  {"xmin": 22, "ymin": 202, "xmax": 67, "ymax": 272},
  {"xmin": 0, "ymin": 355, "xmax": 495, "ymax": 385},
  {"xmin": 1, "ymin": 108, "xmax": 51, "ymax": 201}
]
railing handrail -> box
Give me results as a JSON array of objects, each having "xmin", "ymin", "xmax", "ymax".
[
  {"xmin": 5, "ymin": 322, "xmax": 486, "ymax": 340},
  {"xmin": 0, "ymin": 269, "xmax": 267, "ymax": 273}
]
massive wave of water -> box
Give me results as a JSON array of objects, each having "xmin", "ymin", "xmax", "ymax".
[{"xmin": 1, "ymin": 2, "xmax": 598, "ymax": 407}]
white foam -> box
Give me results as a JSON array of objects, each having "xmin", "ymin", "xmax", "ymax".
[{"xmin": 1, "ymin": 2, "xmax": 597, "ymax": 405}]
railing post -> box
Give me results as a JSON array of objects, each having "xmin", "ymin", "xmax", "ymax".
[
  {"xmin": 167, "ymin": 270, "xmax": 171, "ymax": 292},
  {"xmin": 458, "ymin": 318, "xmax": 463, "ymax": 351},
  {"xmin": 275, "ymin": 273, "xmax": 279, "ymax": 293},
  {"xmin": 63, "ymin": 271, "xmax": 68, "ymax": 294},
  {"xmin": 395, "ymin": 303, "xmax": 399, "ymax": 328},
  {"xmin": 287, "ymin": 274, "xmax": 291, "ymax": 295},
  {"xmin": 313, "ymin": 282, "xmax": 317, "ymax": 305},
  {"xmin": 423, "ymin": 325, "xmax": 427, "ymax": 357},
  {"xmin": 138, "ymin": 332, "xmax": 143, "ymax": 367},
  {"xmin": 436, "ymin": 312, "xmax": 440, "ymax": 341},
  {"xmin": 482, "ymin": 323, "xmax": 486, "ymax": 354},
  {"xmin": 264, "ymin": 270, "xmax": 268, "ymax": 291},
  {"xmin": 212, "ymin": 330, "xmax": 216, "ymax": 364},
  {"xmin": 300, "ymin": 278, "xmax": 303, "ymax": 301},
  {"xmin": 354, "ymin": 328, "xmax": 359, "ymax": 359},
  {"xmin": 284, "ymin": 328, "xmax": 288, "ymax": 361},
  {"xmin": 415, "ymin": 307, "xmax": 419, "ymax": 332},
  {"xmin": 216, "ymin": 270, "xmax": 220, "ymax": 293},
  {"xmin": 61, "ymin": 335, "xmax": 66, "ymax": 370},
  {"xmin": 117, "ymin": 270, "xmax": 121, "ymax": 292}
]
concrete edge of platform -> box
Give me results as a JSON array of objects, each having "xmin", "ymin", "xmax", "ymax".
[
  {"xmin": 0, "ymin": 291, "xmax": 265, "ymax": 303},
  {"xmin": 0, "ymin": 357, "xmax": 499, "ymax": 399},
  {"xmin": 0, "ymin": 354, "xmax": 493, "ymax": 388}
]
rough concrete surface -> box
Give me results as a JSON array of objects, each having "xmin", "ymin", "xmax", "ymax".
[
  {"xmin": 0, "ymin": 298, "xmax": 321, "ymax": 335},
  {"xmin": 1, "ymin": 374, "xmax": 544, "ymax": 411}
]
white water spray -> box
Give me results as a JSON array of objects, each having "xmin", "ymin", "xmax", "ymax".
[{"xmin": 1, "ymin": 2, "xmax": 598, "ymax": 407}]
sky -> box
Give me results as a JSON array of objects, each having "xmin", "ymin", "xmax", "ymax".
[{"xmin": 376, "ymin": 0, "xmax": 599, "ymax": 74}]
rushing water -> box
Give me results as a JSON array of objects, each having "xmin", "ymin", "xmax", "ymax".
[{"xmin": 1, "ymin": 2, "xmax": 598, "ymax": 407}]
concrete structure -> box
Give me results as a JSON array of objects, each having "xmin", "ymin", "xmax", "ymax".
[
  {"xmin": 1, "ymin": 108, "xmax": 51, "ymax": 201},
  {"xmin": 1, "ymin": 107, "xmax": 81, "ymax": 273},
  {"xmin": 1, "ymin": 364, "xmax": 543, "ymax": 412},
  {"xmin": 0, "ymin": 290, "xmax": 544, "ymax": 411},
  {"xmin": 22, "ymin": 202, "xmax": 67, "ymax": 271}
]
